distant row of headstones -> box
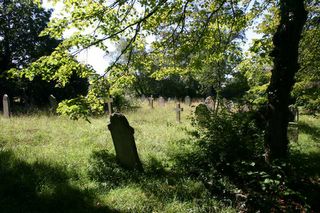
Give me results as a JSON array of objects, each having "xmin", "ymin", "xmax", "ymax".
[
  {"xmin": 1, "ymin": 94, "xmax": 58, "ymax": 118},
  {"xmin": 143, "ymin": 95, "xmax": 192, "ymax": 108}
]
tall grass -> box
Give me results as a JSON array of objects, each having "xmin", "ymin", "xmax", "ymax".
[
  {"xmin": 1, "ymin": 101, "xmax": 319, "ymax": 212},
  {"xmin": 0, "ymin": 100, "xmax": 235, "ymax": 213}
]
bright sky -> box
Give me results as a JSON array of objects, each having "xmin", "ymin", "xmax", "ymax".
[
  {"xmin": 42, "ymin": 0, "xmax": 262, "ymax": 75},
  {"xmin": 42, "ymin": 0, "xmax": 112, "ymax": 74}
]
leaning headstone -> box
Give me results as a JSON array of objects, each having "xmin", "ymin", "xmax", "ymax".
[
  {"xmin": 49, "ymin": 94, "xmax": 58, "ymax": 113},
  {"xmin": 3, "ymin": 94, "xmax": 10, "ymax": 118},
  {"xmin": 158, "ymin": 96, "xmax": 165, "ymax": 107},
  {"xmin": 184, "ymin": 96, "xmax": 191, "ymax": 106},
  {"xmin": 195, "ymin": 103, "xmax": 210, "ymax": 126},
  {"xmin": 174, "ymin": 103, "xmax": 183, "ymax": 123},
  {"xmin": 108, "ymin": 113, "xmax": 143, "ymax": 171}
]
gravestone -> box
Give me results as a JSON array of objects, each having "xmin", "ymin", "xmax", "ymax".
[
  {"xmin": 184, "ymin": 96, "xmax": 191, "ymax": 106},
  {"xmin": 158, "ymin": 96, "xmax": 165, "ymax": 107},
  {"xmin": 289, "ymin": 105, "xmax": 299, "ymax": 122},
  {"xmin": 225, "ymin": 100, "xmax": 233, "ymax": 112},
  {"xmin": 148, "ymin": 95, "xmax": 154, "ymax": 109},
  {"xmin": 205, "ymin": 96, "xmax": 214, "ymax": 110},
  {"xmin": 288, "ymin": 122, "xmax": 299, "ymax": 143},
  {"xmin": 195, "ymin": 103, "xmax": 210, "ymax": 126},
  {"xmin": 141, "ymin": 94, "xmax": 146, "ymax": 102},
  {"xmin": 108, "ymin": 113, "xmax": 143, "ymax": 171},
  {"xmin": 106, "ymin": 97, "xmax": 113, "ymax": 116},
  {"xmin": 288, "ymin": 105, "xmax": 299, "ymax": 143},
  {"xmin": 3, "ymin": 94, "xmax": 10, "ymax": 118},
  {"xmin": 174, "ymin": 103, "xmax": 183, "ymax": 123},
  {"xmin": 168, "ymin": 97, "xmax": 172, "ymax": 102},
  {"xmin": 49, "ymin": 94, "xmax": 58, "ymax": 113}
]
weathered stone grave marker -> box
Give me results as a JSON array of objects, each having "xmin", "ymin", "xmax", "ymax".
[
  {"xmin": 108, "ymin": 113, "xmax": 143, "ymax": 171},
  {"xmin": 205, "ymin": 96, "xmax": 215, "ymax": 110},
  {"xmin": 288, "ymin": 105, "xmax": 299, "ymax": 143},
  {"xmin": 288, "ymin": 122, "xmax": 299, "ymax": 143},
  {"xmin": 184, "ymin": 96, "xmax": 191, "ymax": 106},
  {"xmin": 148, "ymin": 95, "xmax": 154, "ymax": 109},
  {"xmin": 225, "ymin": 100, "xmax": 233, "ymax": 112},
  {"xmin": 195, "ymin": 103, "xmax": 210, "ymax": 126},
  {"xmin": 289, "ymin": 105, "xmax": 299, "ymax": 122},
  {"xmin": 141, "ymin": 94, "xmax": 146, "ymax": 102},
  {"xmin": 158, "ymin": 96, "xmax": 165, "ymax": 107},
  {"xmin": 49, "ymin": 94, "xmax": 58, "ymax": 113},
  {"xmin": 3, "ymin": 94, "xmax": 10, "ymax": 118},
  {"xmin": 174, "ymin": 103, "xmax": 183, "ymax": 123}
]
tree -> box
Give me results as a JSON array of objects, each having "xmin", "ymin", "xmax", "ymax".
[
  {"xmin": 0, "ymin": 0, "xmax": 89, "ymax": 107},
  {"xmin": 264, "ymin": 0, "xmax": 307, "ymax": 161},
  {"xmin": 20, "ymin": 0, "xmax": 311, "ymax": 161},
  {"xmin": 0, "ymin": 0, "xmax": 57, "ymax": 97}
]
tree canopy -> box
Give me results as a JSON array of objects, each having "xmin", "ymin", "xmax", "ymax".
[
  {"xmin": 0, "ymin": 0, "xmax": 90, "ymax": 107},
  {"xmin": 13, "ymin": 0, "xmax": 318, "ymax": 161}
]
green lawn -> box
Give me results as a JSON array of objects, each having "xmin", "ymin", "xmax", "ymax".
[
  {"xmin": 0, "ymin": 101, "xmax": 235, "ymax": 213},
  {"xmin": 0, "ymin": 102, "xmax": 319, "ymax": 212}
]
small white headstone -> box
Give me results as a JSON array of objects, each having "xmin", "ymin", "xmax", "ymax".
[
  {"xmin": 3, "ymin": 94, "xmax": 10, "ymax": 118},
  {"xmin": 184, "ymin": 96, "xmax": 191, "ymax": 106},
  {"xmin": 158, "ymin": 96, "xmax": 165, "ymax": 107}
]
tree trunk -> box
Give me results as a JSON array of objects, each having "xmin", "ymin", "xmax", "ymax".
[{"xmin": 265, "ymin": 0, "xmax": 307, "ymax": 162}]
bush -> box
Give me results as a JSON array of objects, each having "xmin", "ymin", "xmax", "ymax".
[
  {"xmin": 193, "ymin": 110, "xmax": 265, "ymax": 172},
  {"xmin": 172, "ymin": 108, "xmax": 313, "ymax": 211}
]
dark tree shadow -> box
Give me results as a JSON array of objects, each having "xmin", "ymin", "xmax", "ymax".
[
  {"xmin": 288, "ymin": 147, "xmax": 320, "ymax": 211},
  {"xmin": 0, "ymin": 150, "xmax": 119, "ymax": 213}
]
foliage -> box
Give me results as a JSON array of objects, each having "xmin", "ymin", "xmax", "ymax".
[
  {"xmin": 240, "ymin": 1, "xmax": 320, "ymax": 113},
  {"xmin": 0, "ymin": 0, "xmax": 90, "ymax": 107},
  {"xmin": 237, "ymin": 4, "xmax": 278, "ymax": 105},
  {"xmin": 20, "ymin": 0, "xmax": 266, "ymax": 116},
  {"xmin": 188, "ymin": 109, "xmax": 265, "ymax": 180},
  {"xmin": 293, "ymin": 1, "xmax": 320, "ymax": 113},
  {"xmin": 221, "ymin": 71, "xmax": 250, "ymax": 101},
  {"xmin": 171, "ymin": 108, "xmax": 319, "ymax": 211}
]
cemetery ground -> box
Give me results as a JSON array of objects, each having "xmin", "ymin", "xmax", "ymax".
[{"xmin": 0, "ymin": 101, "xmax": 319, "ymax": 212}]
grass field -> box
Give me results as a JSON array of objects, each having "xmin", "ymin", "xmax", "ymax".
[{"xmin": 0, "ymin": 101, "xmax": 319, "ymax": 212}]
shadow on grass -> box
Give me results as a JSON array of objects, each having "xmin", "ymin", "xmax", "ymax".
[
  {"xmin": 89, "ymin": 136, "xmax": 320, "ymax": 212},
  {"xmin": 89, "ymin": 150, "xmax": 210, "ymax": 204},
  {"xmin": 289, "ymin": 149, "xmax": 320, "ymax": 210},
  {"xmin": 298, "ymin": 121, "xmax": 320, "ymax": 142},
  {"xmin": 0, "ymin": 150, "xmax": 119, "ymax": 213}
]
